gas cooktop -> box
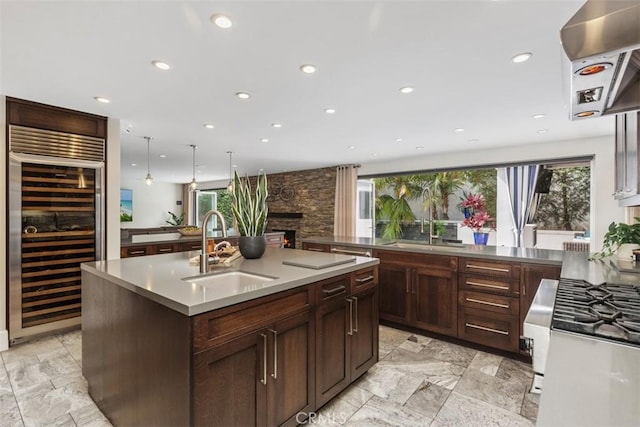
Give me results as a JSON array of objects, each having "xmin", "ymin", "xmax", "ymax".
[{"xmin": 551, "ymin": 278, "xmax": 640, "ymax": 346}]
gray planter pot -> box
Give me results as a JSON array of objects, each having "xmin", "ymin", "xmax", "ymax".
[{"xmin": 239, "ymin": 235, "xmax": 267, "ymax": 259}]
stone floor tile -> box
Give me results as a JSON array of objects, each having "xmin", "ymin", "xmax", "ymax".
[
  {"xmin": 346, "ymin": 395, "xmax": 430, "ymax": 426},
  {"xmin": 467, "ymin": 351, "xmax": 503, "ymax": 376},
  {"xmin": 420, "ymin": 338, "xmax": 477, "ymax": 367},
  {"xmin": 0, "ymin": 363, "xmax": 13, "ymax": 395},
  {"xmin": 0, "ymin": 392, "xmax": 24, "ymax": 427},
  {"xmin": 57, "ymin": 329, "xmax": 81, "ymax": 347},
  {"xmin": 354, "ymin": 364, "xmax": 424, "ymax": 405},
  {"xmin": 520, "ymin": 390, "xmax": 540, "ymax": 422},
  {"xmin": 15, "ymin": 378, "xmax": 94, "ymax": 427},
  {"xmin": 397, "ymin": 339, "xmax": 425, "ymax": 353},
  {"xmin": 378, "ymin": 347, "xmax": 464, "ymax": 390},
  {"xmin": 26, "ymin": 413, "xmax": 76, "ymax": 427},
  {"xmin": 403, "ymin": 381, "xmax": 451, "ymax": 420},
  {"xmin": 378, "ymin": 325, "xmax": 412, "ymax": 358},
  {"xmin": 7, "ymin": 353, "xmax": 81, "ymax": 393},
  {"xmin": 495, "ymin": 358, "xmax": 534, "ymax": 390},
  {"xmin": 432, "ymin": 392, "xmax": 534, "ymax": 427},
  {"xmin": 1, "ymin": 336, "xmax": 66, "ymax": 367},
  {"xmin": 70, "ymin": 403, "xmax": 113, "ymax": 427},
  {"xmin": 453, "ymin": 368, "xmax": 526, "ymax": 413},
  {"xmin": 335, "ymin": 384, "xmax": 373, "ymax": 408},
  {"xmin": 315, "ymin": 398, "xmax": 359, "ymax": 425}
]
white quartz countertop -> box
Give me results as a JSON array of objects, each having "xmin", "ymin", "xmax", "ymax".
[{"xmin": 81, "ymin": 247, "xmax": 378, "ymax": 316}]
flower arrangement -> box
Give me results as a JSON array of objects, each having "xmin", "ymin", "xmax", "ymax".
[{"xmin": 459, "ymin": 192, "xmax": 495, "ymax": 232}]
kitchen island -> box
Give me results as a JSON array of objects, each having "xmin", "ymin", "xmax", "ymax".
[{"xmin": 81, "ymin": 247, "xmax": 379, "ymax": 426}]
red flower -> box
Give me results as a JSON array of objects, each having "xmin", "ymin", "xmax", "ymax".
[
  {"xmin": 461, "ymin": 209, "xmax": 495, "ymax": 232},
  {"xmin": 459, "ymin": 192, "xmax": 486, "ymax": 210}
]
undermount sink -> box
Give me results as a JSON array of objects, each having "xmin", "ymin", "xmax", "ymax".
[
  {"xmin": 384, "ymin": 241, "xmax": 464, "ymax": 252},
  {"xmin": 182, "ymin": 271, "xmax": 276, "ymax": 289}
]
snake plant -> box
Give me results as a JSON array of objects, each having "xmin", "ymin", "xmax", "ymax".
[{"xmin": 231, "ymin": 170, "xmax": 268, "ymax": 236}]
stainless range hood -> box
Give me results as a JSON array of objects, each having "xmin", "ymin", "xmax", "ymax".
[{"xmin": 561, "ymin": 0, "xmax": 640, "ymax": 120}]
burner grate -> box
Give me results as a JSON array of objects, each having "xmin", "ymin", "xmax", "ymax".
[{"xmin": 552, "ymin": 279, "xmax": 640, "ymax": 346}]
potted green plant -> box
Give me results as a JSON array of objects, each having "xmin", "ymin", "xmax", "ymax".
[
  {"xmin": 231, "ymin": 170, "xmax": 269, "ymax": 259},
  {"xmin": 166, "ymin": 211, "xmax": 184, "ymax": 226},
  {"xmin": 591, "ymin": 218, "xmax": 640, "ymax": 260}
]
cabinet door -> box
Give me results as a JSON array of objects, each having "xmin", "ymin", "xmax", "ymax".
[
  {"xmin": 315, "ymin": 297, "xmax": 350, "ymax": 408},
  {"xmin": 193, "ymin": 332, "xmax": 267, "ymax": 427},
  {"xmin": 350, "ymin": 286, "xmax": 379, "ymax": 380},
  {"xmin": 520, "ymin": 264, "xmax": 561, "ymax": 335},
  {"xmin": 301, "ymin": 242, "xmax": 330, "ymax": 252},
  {"xmin": 411, "ymin": 267, "xmax": 458, "ymax": 337},
  {"xmin": 377, "ymin": 262, "xmax": 410, "ymax": 323},
  {"xmin": 268, "ymin": 311, "xmax": 315, "ymax": 427}
]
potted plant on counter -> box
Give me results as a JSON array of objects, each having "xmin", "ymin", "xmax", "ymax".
[
  {"xmin": 231, "ymin": 170, "xmax": 269, "ymax": 259},
  {"xmin": 459, "ymin": 192, "xmax": 495, "ymax": 245},
  {"xmin": 591, "ymin": 218, "xmax": 640, "ymax": 260}
]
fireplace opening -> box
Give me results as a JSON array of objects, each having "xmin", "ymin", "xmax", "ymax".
[{"xmin": 274, "ymin": 229, "xmax": 296, "ymax": 249}]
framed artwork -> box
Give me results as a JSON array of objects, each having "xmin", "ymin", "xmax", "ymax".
[{"xmin": 120, "ymin": 189, "xmax": 133, "ymax": 222}]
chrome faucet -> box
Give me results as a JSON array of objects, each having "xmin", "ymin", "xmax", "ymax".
[
  {"xmin": 200, "ymin": 210, "xmax": 227, "ymax": 273},
  {"xmin": 421, "ymin": 187, "xmax": 434, "ymax": 245}
]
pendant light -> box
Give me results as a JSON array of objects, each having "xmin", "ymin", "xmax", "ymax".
[
  {"xmin": 189, "ymin": 144, "xmax": 198, "ymax": 191},
  {"xmin": 144, "ymin": 136, "xmax": 153, "ymax": 186},
  {"xmin": 226, "ymin": 151, "xmax": 234, "ymax": 192}
]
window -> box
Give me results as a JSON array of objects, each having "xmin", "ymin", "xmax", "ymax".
[{"xmin": 194, "ymin": 189, "xmax": 234, "ymax": 232}]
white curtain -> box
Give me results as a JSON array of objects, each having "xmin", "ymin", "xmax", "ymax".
[
  {"xmin": 334, "ymin": 165, "xmax": 359, "ymax": 236},
  {"xmin": 505, "ymin": 165, "xmax": 540, "ymax": 247}
]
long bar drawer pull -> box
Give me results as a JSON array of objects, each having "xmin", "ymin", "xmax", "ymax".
[
  {"xmin": 307, "ymin": 248, "xmax": 325, "ymax": 252},
  {"xmin": 355, "ymin": 275, "xmax": 375, "ymax": 284},
  {"xmin": 322, "ymin": 285, "xmax": 346, "ymax": 296},
  {"xmin": 158, "ymin": 248, "xmax": 172, "ymax": 252},
  {"xmin": 260, "ymin": 333, "xmax": 268, "ymax": 385},
  {"xmin": 347, "ymin": 298, "xmax": 354, "ymax": 336},
  {"xmin": 466, "ymin": 264, "xmax": 510, "ymax": 273},
  {"xmin": 269, "ymin": 329, "xmax": 278, "ymax": 380},
  {"xmin": 352, "ymin": 296, "xmax": 359, "ymax": 332},
  {"xmin": 465, "ymin": 323, "xmax": 509, "ymax": 335},
  {"xmin": 465, "ymin": 297, "xmax": 510, "ymax": 309},
  {"xmin": 331, "ymin": 248, "xmax": 371, "ymax": 257},
  {"xmin": 466, "ymin": 281, "xmax": 509, "ymax": 291},
  {"xmin": 129, "ymin": 250, "xmax": 145, "ymax": 255}
]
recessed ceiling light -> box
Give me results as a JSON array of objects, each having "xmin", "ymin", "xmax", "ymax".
[
  {"xmin": 399, "ymin": 86, "xmax": 414, "ymax": 94},
  {"xmin": 372, "ymin": 153, "xmax": 378, "ymax": 157},
  {"xmin": 271, "ymin": 123, "xmax": 282, "ymax": 128},
  {"xmin": 151, "ymin": 60, "xmax": 171, "ymax": 70},
  {"xmin": 203, "ymin": 124, "xmax": 215, "ymax": 129},
  {"xmin": 232, "ymin": 164, "xmax": 238, "ymax": 168},
  {"xmin": 236, "ymin": 92, "xmax": 250, "ymax": 99},
  {"xmin": 537, "ymin": 129, "xmax": 549, "ymax": 134},
  {"xmin": 469, "ymin": 139, "xmax": 479, "ymax": 143},
  {"xmin": 131, "ymin": 163, "xmax": 137, "ymax": 167},
  {"xmin": 300, "ymin": 64, "xmax": 317, "ymax": 74},
  {"xmin": 324, "ymin": 108, "xmax": 336, "ymax": 114},
  {"xmin": 395, "ymin": 138, "xmax": 404, "ymax": 142},
  {"xmin": 94, "ymin": 96, "xmax": 110, "ymax": 104},
  {"xmin": 260, "ymin": 138, "xmax": 269, "ymax": 143},
  {"xmin": 416, "ymin": 146, "xmax": 424, "ymax": 150},
  {"xmin": 511, "ymin": 52, "xmax": 532, "ymax": 63},
  {"xmin": 454, "ymin": 128, "xmax": 465, "ymax": 132},
  {"xmin": 532, "ymin": 114, "xmax": 545, "ymax": 119},
  {"xmin": 211, "ymin": 14, "xmax": 232, "ymax": 29},
  {"xmin": 348, "ymin": 146, "xmax": 356, "ymax": 150},
  {"xmin": 159, "ymin": 154, "xmax": 166, "ymax": 158}
]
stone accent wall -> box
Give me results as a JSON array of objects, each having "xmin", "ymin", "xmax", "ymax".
[{"xmin": 261, "ymin": 167, "xmax": 336, "ymax": 247}]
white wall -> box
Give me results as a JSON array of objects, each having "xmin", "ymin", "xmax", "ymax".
[
  {"xmin": 119, "ymin": 177, "xmax": 184, "ymax": 228},
  {"xmin": 360, "ymin": 135, "xmax": 623, "ymax": 253},
  {"xmin": 106, "ymin": 118, "xmax": 121, "ymax": 260}
]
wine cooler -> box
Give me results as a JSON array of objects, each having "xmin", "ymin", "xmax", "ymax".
[{"xmin": 8, "ymin": 125, "xmax": 105, "ymax": 341}]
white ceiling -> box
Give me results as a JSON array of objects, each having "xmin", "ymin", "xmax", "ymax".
[{"xmin": 0, "ymin": 0, "xmax": 614, "ymax": 184}]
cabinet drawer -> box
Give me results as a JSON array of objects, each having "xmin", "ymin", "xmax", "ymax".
[
  {"xmin": 374, "ymin": 250, "xmax": 457, "ymax": 271},
  {"xmin": 302, "ymin": 242, "xmax": 330, "ymax": 253},
  {"xmin": 459, "ymin": 273, "xmax": 518, "ymax": 296},
  {"xmin": 180, "ymin": 241, "xmax": 203, "ymax": 251},
  {"xmin": 315, "ymin": 274, "xmax": 350, "ymax": 303},
  {"xmin": 192, "ymin": 287, "xmax": 310, "ymax": 352},
  {"xmin": 460, "ymin": 258, "xmax": 520, "ymax": 280},
  {"xmin": 458, "ymin": 291, "xmax": 518, "ymax": 316},
  {"xmin": 122, "ymin": 245, "xmax": 149, "ymax": 257},
  {"xmin": 351, "ymin": 267, "xmax": 378, "ymax": 293},
  {"xmin": 458, "ymin": 307, "xmax": 519, "ymax": 353},
  {"xmin": 153, "ymin": 243, "xmax": 176, "ymax": 254}
]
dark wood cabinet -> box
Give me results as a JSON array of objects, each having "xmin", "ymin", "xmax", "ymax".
[
  {"xmin": 375, "ymin": 250, "xmax": 458, "ymax": 337},
  {"xmin": 458, "ymin": 257, "xmax": 521, "ymax": 352},
  {"xmin": 411, "ymin": 266, "xmax": 458, "ymax": 336},
  {"xmin": 315, "ymin": 270, "xmax": 378, "ymax": 408},
  {"xmin": 520, "ymin": 263, "xmax": 561, "ymax": 337}
]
